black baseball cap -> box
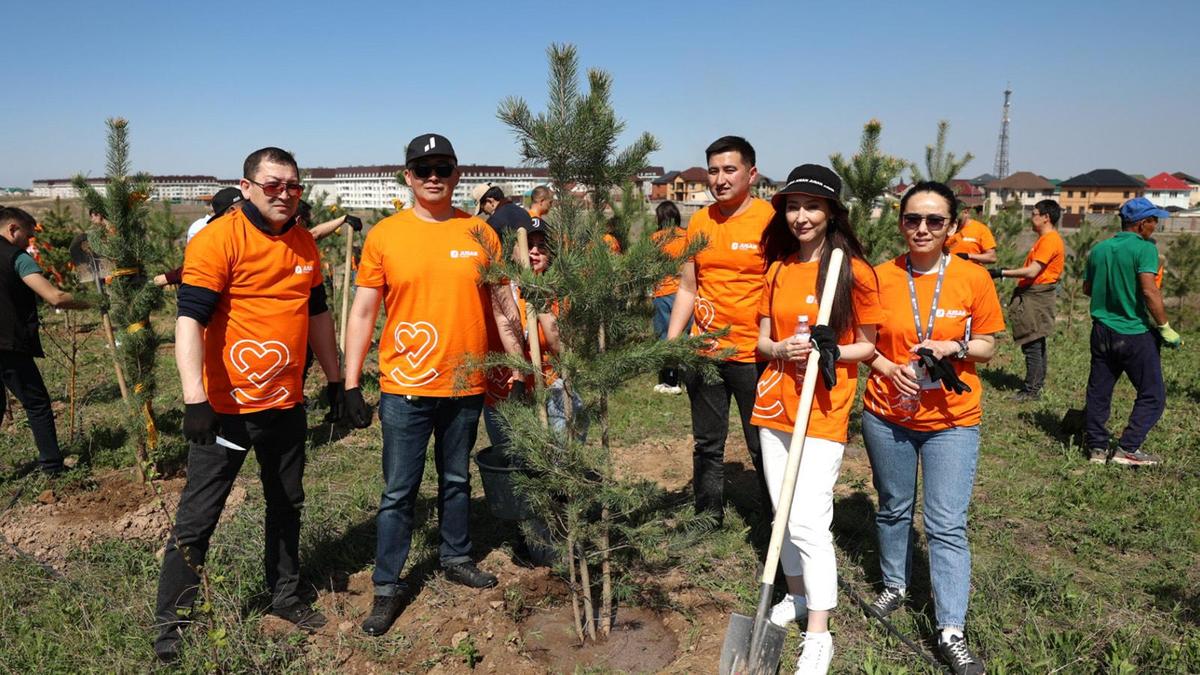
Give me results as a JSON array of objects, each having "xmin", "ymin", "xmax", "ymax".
[
  {"xmin": 772, "ymin": 164, "xmax": 847, "ymax": 214},
  {"xmin": 405, "ymin": 133, "xmax": 457, "ymax": 165},
  {"xmin": 208, "ymin": 187, "xmax": 244, "ymax": 222}
]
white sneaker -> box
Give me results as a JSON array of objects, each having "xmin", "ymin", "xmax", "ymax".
[
  {"xmin": 793, "ymin": 631, "xmax": 833, "ymax": 674},
  {"xmin": 653, "ymin": 383, "xmax": 668, "ymax": 393},
  {"xmin": 662, "ymin": 384, "xmax": 683, "ymax": 394},
  {"xmin": 768, "ymin": 593, "xmax": 808, "ymax": 627}
]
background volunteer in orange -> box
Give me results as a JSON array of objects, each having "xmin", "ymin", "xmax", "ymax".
[
  {"xmin": 990, "ymin": 199, "xmax": 1065, "ymax": 400},
  {"xmin": 154, "ymin": 147, "xmax": 342, "ymax": 663},
  {"xmin": 651, "ymin": 201, "xmax": 687, "ymax": 394},
  {"xmin": 947, "ymin": 210, "xmax": 997, "ymax": 264},
  {"xmin": 341, "ymin": 134, "xmax": 524, "ymax": 638},
  {"xmin": 750, "ymin": 164, "xmax": 883, "ymax": 673},
  {"xmin": 861, "ymin": 181, "xmax": 1004, "ymax": 675},
  {"xmin": 665, "ymin": 135, "xmax": 773, "ymax": 525},
  {"xmin": 528, "ymin": 184, "xmax": 554, "ymax": 218}
]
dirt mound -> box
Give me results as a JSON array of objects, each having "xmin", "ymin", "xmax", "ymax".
[
  {"xmin": 279, "ymin": 547, "xmax": 720, "ymax": 673},
  {"xmin": 0, "ymin": 468, "xmax": 245, "ymax": 567}
]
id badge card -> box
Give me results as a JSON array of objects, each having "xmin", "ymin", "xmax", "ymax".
[{"xmin": 913, "ymin": 361, "xmax": 939, "ymax": 391}]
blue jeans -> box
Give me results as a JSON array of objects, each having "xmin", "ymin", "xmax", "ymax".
[
  {"xmin": 484, "ymin": 381, "xmax": 587, "ymax": 449},
  {"xmin": 861, "ymin": 410, "xmax": 979, "ymax": 630},
  {"xmin": 374, "ymin": 393, "xmax": 483, "ymax": 596},
  {"xmin": 652, "ymin": 295, "xmax": 685, "ymax": 386}
]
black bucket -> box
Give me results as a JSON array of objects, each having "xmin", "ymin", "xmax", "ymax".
[{"xmin": 475, "ymin": 446, "xmax": 533, "ymax": 521}]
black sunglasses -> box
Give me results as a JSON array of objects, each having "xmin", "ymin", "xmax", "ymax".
[
  {"xmin": 901, "ymin": 213, "xmax": 950, "ymax": 231},
  {"xmin": 410, "ymin": 163, "xmax": 456, "ymax": 179}
]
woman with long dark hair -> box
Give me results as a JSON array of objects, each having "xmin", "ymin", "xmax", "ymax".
[
  {"xmin": 651, "ymin": 201, "xmax": 687, "ymax": 393},
  {"xmin": 862, "ymin": 181, "xmax": 1004, "ymax": 675},
  {"xmin": 750, "ymin": 164, "xmax": 884, "ymax": 674}
]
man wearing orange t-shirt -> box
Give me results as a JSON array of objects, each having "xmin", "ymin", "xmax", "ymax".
[
  {"xmin": 947, "ymin": 211, "xmax": 997, "ymax": 264},
  {"xmin": 528, "ymin": 184, "xmax": 554, "ymax": 219},
  {"xmin": 666, "ymin": 136, "xmax": 773, "ymax": 524},
  {"xmin": 342, "ymin": 134, "xmax": 524, "ymax": 637},
  {"xmin": 991, "ymin": 199, "xmax": 1065, "ymax": 400},
  {"xmin": 154, "ymin": 147, "xmax": 342, "ymax": 662},
  {"xmin": 651, "ymin": 201, "xmax": 687, "ymax": 393}
]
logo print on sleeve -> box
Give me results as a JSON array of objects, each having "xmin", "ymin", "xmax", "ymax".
[
  {"xmin": 752, "ymin": 360, "xmax": 786, "ymax": 419},
  {"xmin": 228, "ymin": 339, "xmax": 291, "ymax": 406},
  {"xmin": 390, "ymin": 321, "xmax": 440, "ymax": 387}
]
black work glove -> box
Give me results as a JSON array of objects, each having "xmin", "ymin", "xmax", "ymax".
[
  {"xmin": 988, "ymin": 267, "xmax": 1003, "ymax": 279},
  {"xmin": 809, "ymin": 324, "xmax": 841, "ymax": 390},
  {"xmin": 342, "ymin": 386, "xmax": 373, "ymax": 428},
  {"xmin": 324, "ymin": 381, "xmax": 345, "ymax": 423},
  {"xmin": 955, "ymin": 252, "xmax": 971, "ymax": 261},
  {"xmin": 343, "ymin": 215, "xmax": 363, "ymax": 232},
  {"xmin": 183, "ymin": 401, "xmax": 220, "ymax": 445},
  {"xmin": 915, "ymin": 348, "xmax": 972, "ymax": 395}
]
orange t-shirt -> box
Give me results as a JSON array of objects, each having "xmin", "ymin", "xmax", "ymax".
[
  {"xmin": 603, "ymin": 233, "xmax": 622, "ymax": 253},
  {"xmin": 652, "ymin": 227, "xmax": 687, "ymax": 298},
  {"xmin": 357, "ymin": 208, "xmax": 501, "ymax": 397},
  {"xmin": 1019, "ymin": 229, "xmax": 1065, "ymax": 287},
  {"xmin": 863, "ymin": 255, "xmax": 1006, "ymax": 431},
  {"xmin": 751, "ymin": 256, "xmax": 884, "ymax": 442},
  {"xmin": 947, "ymin": 220, "xmax": 997, "ymax": 258},
  {"xmin": 485, "ymin": 284, "xmax": 558, "ymax": 406},
  {"xmin": 687, "ymin": 198, "xmax": 774, "ymax": 362},
  {"xmin": 183, "ymin": 209, "xmax": 323, "ymax": 415}
]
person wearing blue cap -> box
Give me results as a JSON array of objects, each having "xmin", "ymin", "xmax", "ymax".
[{"xmin": 1082, "ymin": 197, "xmax": 1180, "ymax": 466}]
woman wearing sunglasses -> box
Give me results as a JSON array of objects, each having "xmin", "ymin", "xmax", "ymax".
[
  {"xmin": 861, "ymin": 181, "xmax": 1004, "ymax": 675},
  {"xmin": 750, "ymin": 164, "xmax": 884, "ymax": 674}
]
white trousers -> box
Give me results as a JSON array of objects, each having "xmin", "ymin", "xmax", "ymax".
[{"xmin": 759, "ymin": 427, "xmax": 844, "ymax": 611}]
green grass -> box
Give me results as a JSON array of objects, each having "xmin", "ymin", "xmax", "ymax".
[{"xmin": 1, "ymin": 311, "xmax": 1199, "ymax": 672}]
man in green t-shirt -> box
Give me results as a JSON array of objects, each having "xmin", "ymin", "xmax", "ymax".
[
  {"xmin": 1083, "ymin": 197, "xmax": 1180, "ymax": 466},
  {"xmin": 0, "ymin": 207, "xmax": 90, "ymax": 474}
]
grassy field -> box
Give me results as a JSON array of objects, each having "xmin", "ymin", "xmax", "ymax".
[{"xmin": 1, "ymin": 300, "xmax": 1198, "ymax": 673}]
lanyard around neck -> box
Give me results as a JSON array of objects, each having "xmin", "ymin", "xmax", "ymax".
[{"xmin": 905, "ymin": 254, "xmax": 948, "ymax": 343}]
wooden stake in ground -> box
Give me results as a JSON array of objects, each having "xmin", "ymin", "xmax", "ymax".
[{"xmin": 338, "ymin": 220, "xmax": 354, "ymax": 354}]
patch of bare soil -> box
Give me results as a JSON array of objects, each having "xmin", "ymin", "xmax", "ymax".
[
  {"xmin": 522, "ymin": 606, "xmax": 677, "ymax": 673},
  {"xmin": 283, "ymin": 545, "xmax": 733, "ymax": 673},
  {"xmin": 0, "ymin": 468, "xmax": 245, "ymax": 566}
]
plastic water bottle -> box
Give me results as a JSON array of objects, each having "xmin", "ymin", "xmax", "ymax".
[
  {"xmin": 895, "ymin": 355, "xmax": 922, "ymax": 419},
  {"xmin": 793, "ymin": 315, "xmax": 810, "ymax": 382}
]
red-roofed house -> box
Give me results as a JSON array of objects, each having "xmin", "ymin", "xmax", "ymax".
[{"xmin": 1144, "ymin": 172, "xmax": 1193, "ymax": 210}]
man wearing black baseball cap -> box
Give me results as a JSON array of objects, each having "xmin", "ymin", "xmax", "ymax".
[{"xmin": 342, "ymin": 133, "xmax": 525, "ymax": 636}]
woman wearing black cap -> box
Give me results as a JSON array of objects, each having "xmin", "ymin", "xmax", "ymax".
[
  {"xmin": 750, "ymin": 164, "xmax": 884, "ymax": 674},
  {"xmin": 861, "ymin": 181, "xmax": 1004, "ymax": 675}
]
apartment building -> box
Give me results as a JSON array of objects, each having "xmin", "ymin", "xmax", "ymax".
[{"xmin": 32, "ymin": 175, "xmax": 236, "ymax": 200}]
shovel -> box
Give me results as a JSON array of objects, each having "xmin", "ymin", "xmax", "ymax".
[{"xmin": 720, "ymin": 247, "xmax": 845, "ymax": 675}]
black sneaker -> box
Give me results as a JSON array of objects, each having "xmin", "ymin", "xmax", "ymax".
[
  {"xmin": 1110, "ymin": 449, "xmax": 1161, "ymax": 466},
  {"xmin": 868, "ymin": 586, "xmax": 905, "ymax": 618},
  {"xmin": 443, "ymin": 561, "xmax": 498, "ymax": 589},
  {"xmin": 152, "ymin": 630, "xmax": 181, "ymax": 664},
  {"xmin": 939, "ymin": 634, "xmax": 984, "ymax": 675},
  {"xmin": 1087, "ymin": 448, "xmax": 1111, "ymax": 464},
  {"xmin": 1012, "ymin": 390, "xmax": 1041, "ymax": 402},
  {"xmin": 361, "ymin": 592, "xmax": 409, "ymax": 636},
  {"xmin": 270, "ymin": 599, "xmax": 327, "ymax": 631}
]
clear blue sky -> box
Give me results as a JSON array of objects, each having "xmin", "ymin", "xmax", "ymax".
[{"xmin": 5, "ymin": 0, "xmax": 1198, "ymax": 187}]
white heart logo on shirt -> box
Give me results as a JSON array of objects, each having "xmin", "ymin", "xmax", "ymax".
[
  {"xmin": 227, "ymin": 339, "xmax": 291, "ymax": 405},
  {"xmin": 390, "ymin": 321, "xmax": 440, "ymax": 387},
  {"xmin": 752, "ymin": 360, "xmax": 786, "ymax": 419},
  {"xmin": 694, "ymin": 297, "xmax": 716, "ymax": 332},
  {"xmin": 229, "ymin": 339, "xmax": 290, "ymax": 387}
]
